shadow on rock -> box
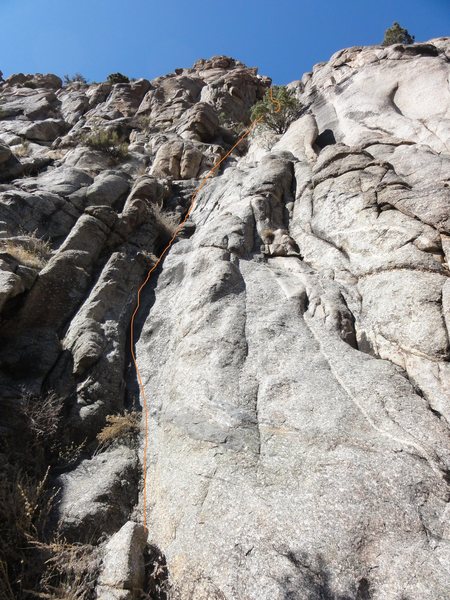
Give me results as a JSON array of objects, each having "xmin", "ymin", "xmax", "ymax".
[{"xmin": 280, "ymin": 551, "xmax": 378, "ymax": 600}]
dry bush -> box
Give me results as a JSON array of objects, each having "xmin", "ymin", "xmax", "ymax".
[
  {"xmin": 1, "ymin": 232, "xmax": 52, "ymax": 269},
  {"xmin": 63, "ymin": 73, "xmax": 88, "ymax": 86},
  {"xmin": 22, "ymin": 393, "xmax": 64, "ymax": 444},
  {"xmin": 22, "ymin": 392, "xmax": 85, "ymax": 469},
  {"xmin": 33, "ymin": 539, "xmax": 100, "ymax": 600},
  {"xmin": 55, "ymin": 440, "xmax": 86, "ymax": 470},
  {"xmin": 150, "ymin": 204, "xmax": 180, "ymax": 243},
  {"xmin": 0, "ymin": 465, "xmax": 96, "ymax": 599},
  {"xmin": 0, "ymin": 391, "xmax": 93, "ymax": 598},
  {"xmin": 97, "ymin": 411, "xmax": 141, "ymax": 448},
  {"xmin": 0, "ymin": 560, "xmax": 15, "ymax": 600},
  {"xmin": 83, "ymin": 129, "xmax": 129, "ymax": 161},
  {"xmin": 0, "ymin": 467, "xmax": 58, "ymax": 597}
]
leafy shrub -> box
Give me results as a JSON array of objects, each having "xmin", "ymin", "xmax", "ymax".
[
  {"xmin": 382, "ymin": 22, "xmax": 415, "ymax": 46},
  {"xmin": 63, "ymin": 73, "xmax": 88, "ymax": 85},
  {"xmin": 107, "ymin": 72, "xmax": 130, "ymax": 85},
  {"xmin": 250, "ymin": 86, "xmax": 302, "ymax": 134},
  {"xmin": 97, "ymin": 411, "xmax": 141, "ymax": 448},
  {"xmin": 83, "ymin": 129, "xmax": 129, "ymax": 161}
]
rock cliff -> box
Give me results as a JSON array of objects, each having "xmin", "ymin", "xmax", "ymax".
[{"xmin": 0, "ymin": 40, "xmax": 449, "ymax": 599}]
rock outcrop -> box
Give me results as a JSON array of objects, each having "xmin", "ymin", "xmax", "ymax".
[{"xmin": 1, "ymin": 40, "xmax": 449, "ymax": 600}]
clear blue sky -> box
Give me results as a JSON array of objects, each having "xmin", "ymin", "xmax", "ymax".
[{"xmin": 1, "ymin": 0, "xmax": 449, "ymax": 84}]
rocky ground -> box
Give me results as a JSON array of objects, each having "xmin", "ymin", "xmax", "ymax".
[{"xmin": 0, "ymin": 39, "xmax": 449, "ymax": 600}]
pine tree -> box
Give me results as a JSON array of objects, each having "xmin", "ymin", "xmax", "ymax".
[
  {"xmin": 382, "ymin": 22, "xmax": 415, "ymax": 46},
  {"xmin": 250, "ymin": 86, "xmax": 302, "ymax": 134}
]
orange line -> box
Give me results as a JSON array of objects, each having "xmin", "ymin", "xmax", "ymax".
[
  {"xmin": 130, "ymin": 113, "xmax": 266, "ymax": 532},
  {"xmin": 269, "ymin": 86, "xmax": 281, "ymax": 113}
]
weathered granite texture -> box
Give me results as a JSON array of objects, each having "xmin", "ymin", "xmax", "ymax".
[
  {"xmin": 137, "ymin": 39, "xmax": 450, "ymax": 600},
  {"xmin": 0, "ymin": 40, "xmax": 449, "ymax": 599}
]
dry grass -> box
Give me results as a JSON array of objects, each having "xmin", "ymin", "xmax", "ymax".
[
  {"xmin": 31, "ymin": 539, "xmax": 99, "ymax": 600},
  {"xmin": 96, "ymin": 411, "xmax": 141, "ymax": 448},
  {"xmin": 22, "ymin": 393, "xmax": 64, "ymax": 444},
  {"xmin": 151, "ymin": 204, "xmax": 180, "ymax": 242},
  {"xmin": 14, "ymin": 140, "xmax": 31, "ymax": 158},
  {"xmin": 1, "ymin": 232, "xmax": 52, "ymax": 269},
  {"xmin": 261, "ymin": 228, "xmax": 275, "ymax": 243}
]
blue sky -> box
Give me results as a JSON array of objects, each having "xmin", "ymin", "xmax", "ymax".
[{"xmin": 1, "ymin": 0, "xmax": 448, "ymax": 84}]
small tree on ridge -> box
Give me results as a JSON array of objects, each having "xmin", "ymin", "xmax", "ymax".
[
  {"xmin": 107, "ymin": 72, "xmax": 130, "ymax": 84},
  {"xmin": 382, "ymin": 22, "xmax": 415, "ymax": 46}
]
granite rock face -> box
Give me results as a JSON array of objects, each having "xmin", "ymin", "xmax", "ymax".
[
  {"xmin": 137, "ymin": 40, "xmax": 450, "ymax": 600},
  {"xmin": 0, "ymin": 41, "xmax": 449, "ymax": 600}
]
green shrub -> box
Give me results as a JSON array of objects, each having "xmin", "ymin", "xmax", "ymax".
[
  {"xmin": 107, "ymin": 72, "xmax": 130, "ymax": 85},
  {"xmin": 83, "ymin": 129, "xmax": 129, "ymax": 161},
  {"xmin": 382, "ymin": 22, "xmax": 415, "ymax": 46},
  {"xmin": 250, "ymin": 86, "xmax": 302, "ymax": 134},
  {"xmin": 63, "ymin": 73, "xmax": 88, "ymax": 85}
]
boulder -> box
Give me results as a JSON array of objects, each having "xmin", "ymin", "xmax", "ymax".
[
  {"xmin": 176, "ymin": 102, "xmax": 219, "ymax": 142},
  {"xmin": 0, "ymin": 269, "xmax": 25, "ymax": 312},
  {"xmin": 86, "ymin": 172, "xmax": 130, "ymax": 208},
  {"xmin": 97, "ymin": 521, "xmax": 147, "ymax": 599},
  {"xmin": 20, "ymin": 118, "xmax": 69, "ymax": 142},
  {"xmin": 56, "ymin": 447, "xmax": 139, "ymax": 542},
  {"xmin": 35, "ymin": 166, "xmax": 93, "ymax": 196},
  {"xmin": 0, "ymin": 142, "xmax": 12, "ymax": 164},
  {"xmin": 0, "ymin": 154, "xmax": 23, "ymax": 182}
]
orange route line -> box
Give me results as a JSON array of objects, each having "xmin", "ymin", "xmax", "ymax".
[
  {"xmin": 269, "ymin": 86, "xmax": 281, "ymax": 113},
  {"xmin": 130, "ymin": 90, "xmax": 279, "ymax": 532}
]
